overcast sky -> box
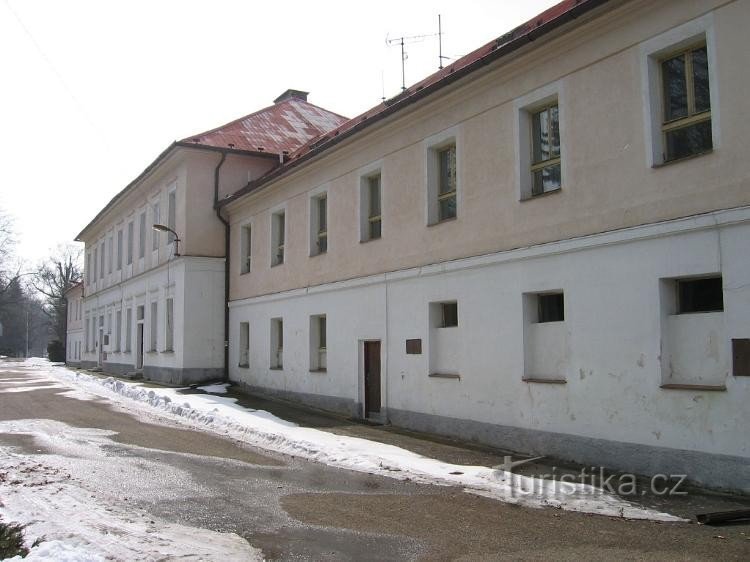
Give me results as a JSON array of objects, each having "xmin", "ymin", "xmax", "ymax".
[{"xmin": 1, "ymin": 0, "xmax": 557, "ymax": 265}]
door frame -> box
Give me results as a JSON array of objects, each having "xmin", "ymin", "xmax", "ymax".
[{"xmin": 359, "ymin": 338, "xmax": 385, "ymax": 422}]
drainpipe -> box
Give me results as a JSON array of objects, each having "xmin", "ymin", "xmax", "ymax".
[{"xmin": 213, "ymin": 152, "xmax": 229, "ymax": 381}]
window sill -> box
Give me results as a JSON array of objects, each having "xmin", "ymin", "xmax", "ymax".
[
  {"xmin": 653, "ymin": 149, "xmax": 713, "ymax": 169},
  {"xmin": 269, "ymin": 366, "xmax": 283, "ymax": 371},
  {"xmin": 240, "ymin": 271, "xmax": 251, "ymax": 276},
  {"xmin": 271, "ymin": 262, "xmax": 284, "ymax": 268},
  {"xmin": 427, "ymin": 216, "xmax": 457, "ymax": 228},
  {"xmin": 310, "ymin": 368, "xmax": 327, "ymax": 374},
  {"xmin": 146, "ymin": 350, "xmax": 158, "ymax": 355},
  {"xmin": 428, "ymin": 372, "xmax": 461, "ymax": 380},
  {"xmin": 523, "ymin": 377, "xmax": 567, "ymax": 384},
  {"xmin": 162, "ymin": 350, "xmax": 174, "ymax": 355},
  {"xmin": 309, "ymin": 251, "xmax": 327, "ymax": 259},
  {"xmin": 359, "ymin": 236, "xmax": 382, "ymax": 245},
  {"xmin": 520, "ymin": 186, "xmax": 562, "ymax": 202},
  {"xmin": 660, "ymin": 383, "xmax": 726, "ymax": 392},
  {"xmin": 238, "ymin": 363, "xmax": 249, "ymax": 369}
]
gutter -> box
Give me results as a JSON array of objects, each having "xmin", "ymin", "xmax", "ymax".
[
  {"xmin": 213, "ymin": 152, "xmax": 230, "ymax": 382},
  {"xmin": 219, "ymin": 0, "xmax": 611, "ymax": 208}
]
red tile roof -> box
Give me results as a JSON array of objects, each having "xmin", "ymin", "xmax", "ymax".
[{"xmin": 180, "ymin": 97, "xmax": 349, "ymax": 155}]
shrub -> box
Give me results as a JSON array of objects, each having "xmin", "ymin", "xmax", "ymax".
[
  {"xmin": 0, "ymin": 520, "xmax": 28, "ymax": 559},
  {"xmin": 47, "ymin": 340, "xmax": 65, "ymax": 362}
]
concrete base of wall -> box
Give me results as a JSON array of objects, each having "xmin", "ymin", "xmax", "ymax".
[
  {"xmin": 80, "ymin": 360, "xmax": 98, "ymax": 370},
  {"xmin": 233, "ymin": 380, "xmax": 359, "ymax": 418},
  {"xmin": 143, "ymin": 366, "xmax": 224, "ymax": 386},
  {"xmin": 65, "ymin": 361, "xmax": 82, "ymax": 368},
  {"xmin": 386, "ymin": 408, "xmax": 750, "ymax": 494}
]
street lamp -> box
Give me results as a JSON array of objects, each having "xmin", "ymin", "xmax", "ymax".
[{"xmin": 152, "ymin": 224, "xmax": 181, "ymax": 257}]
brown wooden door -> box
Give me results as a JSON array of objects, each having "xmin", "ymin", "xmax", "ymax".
[{"xmin": 364, "ymin": 341, "xmax": 381, "ymax": 415}]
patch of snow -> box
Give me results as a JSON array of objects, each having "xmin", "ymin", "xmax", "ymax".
[
  {"xmin": 196, "ymin": 383, "xmax": 230, "ymax": 394},
  {"xmin": 8, "ymin": 359, "xmax": 684, "ymax": 522}
]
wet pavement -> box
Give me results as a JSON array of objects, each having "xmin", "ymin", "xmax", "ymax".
[{"xmin": 1, "ymin": 364, "xmax": 749, "ymax": 560}]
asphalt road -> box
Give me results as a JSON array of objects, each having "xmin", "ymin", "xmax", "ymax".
[{"xmin": 1, "ymin": 366, "xmax": 749, "ymax": 561}]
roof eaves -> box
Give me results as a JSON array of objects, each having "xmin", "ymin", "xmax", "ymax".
[{"xmin": 219, "ymin": 0, "xmax": 611, "ymax": 209}]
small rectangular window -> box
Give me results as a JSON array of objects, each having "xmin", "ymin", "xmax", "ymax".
[
  {"xmin": 165, "ymin": 298, "xmax": 174, "ymax": 351},
  {"xmin": 127, "ymin": 222, "xmax": 134, "ymax": 265},
  {"xmin": 440, "ymin": 302, "xmax": 458, "ymax": 328},
  {"xmin": 270, "ymin": 317, "xmax": 283, "ymax": 369},
  {"xmin": 437, "ymin": 145, "xmax": 457, "ymax": 221},
  {"xmin": 531, "ymin": 103, "xmax": 561, "ymax": 196},
  {"xmin": 241, "ymin": 224, "xmax": 252, "ymax": 274},
  {"xmin": 108, "ymin": 237, "xmax": 113, "ymax": 274},
  {"xmin": 116, "ymin": 230, "xmax": 123, "ymax": 270},
  {"xmin": 367, "ymin": 174, "xmax": 382, "ymax": 240},
  {"xmin": 661, "ymin": 44, "xmax": 712, "ymax": 162},
  {"xmin": 150, "ymin": 301, "xmax": 158, "ymax": 351},
  {"xmin": 152, "ymin": 202, "xmax": 160, "ymax": 250},
  {"xmin": 310, "ymin": 314, "xmax": 327, "ymax": 371},
  {"xmin": 311, "ymin": 194, "xmax": 327, "ymax": 256},
  {"xmin": 115, "ymin": 310, "xmax": 122, "ymax": 351},
  {"xmin": 272, "ymin": 211, "xmax": 285, "ymax": 266},
  {"xmin": 538, "ymin": 293, "xmax": 564, "ymax": 323},
  {"xmin": 677, "ymin": 277, "xmax": 723, "ymax": 314},
  {"xmin": 125, "ymin": 308, "xmax": 132, "ymax": 351},
  {"xmin": 139, "ymin": 212, "xmax": 146, "ymax": 259},
  {"xmin": 239, "ymin": 322, "xmax": 249, "ymax": 367},
  {"xmin": 167, "ymin": 190, "xmax": 176, "ymax": 244}
]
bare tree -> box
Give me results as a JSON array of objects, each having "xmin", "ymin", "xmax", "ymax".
[
  {"xmin": 31, "ymin": 243, "xmax": 83, "ymax": 345},
  {"xmin": 0, "ymin": 209, "xmax": 23, "ymax": 314}
]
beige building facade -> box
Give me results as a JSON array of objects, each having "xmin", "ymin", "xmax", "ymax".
[{"xmin": 223, "ymin": 0, "xmax": 750, "ymax": 491}]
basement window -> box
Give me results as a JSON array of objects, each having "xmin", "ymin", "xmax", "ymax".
[
  {"xmin": 538, "ymin": 293, "xmax": 564, "ymax": 323},
  {"xmin": 677, "ymin": 276, "xmax": 723, "ymax": 314}
]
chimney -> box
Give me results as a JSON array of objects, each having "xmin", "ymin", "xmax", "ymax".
[{"xmin": 274, "ymin": 89, "xmax": 309, "ymax": 104}]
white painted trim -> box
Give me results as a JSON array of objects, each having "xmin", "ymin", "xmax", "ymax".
[{"xmin": 229, "ymin": 205, "xmax": 750, "ymax": 308}]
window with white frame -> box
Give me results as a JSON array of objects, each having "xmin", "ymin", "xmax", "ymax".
[
  {"xmin": 310, "ymin": 193, "xmax": 327, "ymax": 256},
  {"xmin": 86, "ymin": 252, "xmax": 91, "ymax": 284},
  {"xmin": 149, "ymin": 301, "xmax": 157, "ymax": 351},
  {"xmin": 270, "ymin": 317, "xmax": 283, "ymax": 369},
  {"xmin": 240, "ymin": 224, "xmax": 252, "ymax": 274},
  {"xmin": 165, "ymin": 298, "xmax": 174, "ymax": 351},
  {"xmin": 152, "ymin": 202, "xmax": 160, "ymax": 250},
  {"xmin": 309, "ymin": 314, "xmax": 327, "ymax": 371},
  {"xmin": 167, "ymin": 189, "xmax": 176, "ymax": 244},
  {"xmin": 239, "ymin": 321, "xmax": 249, "ymax": 367},
  {"xmin": 271, "ymin": 210, "xmax": 285, "ymax": 266},
  {"xmin": 108, "ymin": 237, "xmax": 113, "ymax": 274},
  {"xmin": 360, "ymin": 172, "xmax": 382, "ymax": 242},
  {"xmin": 85, "ymin": 318, "xmax": 90, "ymax": 351}
]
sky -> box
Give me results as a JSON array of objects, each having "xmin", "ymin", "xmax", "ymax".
[{"xmin": 0, "ymin": 0, "xmax": 558, "ymax": 266}]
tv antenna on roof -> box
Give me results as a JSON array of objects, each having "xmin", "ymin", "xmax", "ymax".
[{"xmin": 386, "ymin": 16, "xmax": 444, "ymax": 92}]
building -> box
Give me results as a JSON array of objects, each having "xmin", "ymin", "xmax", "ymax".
[
  {"xmin": 73, "ymin": 91, "xmax": 346, "ymax": 383},
  {"xmin": 65, "ymin": 282, "xmax": 84, "ymax": 367},
  {"xmin": 219, "ymin": 0, "xmax": 750, "ymax": 491}
]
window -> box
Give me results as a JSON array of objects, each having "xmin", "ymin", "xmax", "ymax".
[
  {"xmin": 86, "ymin": 252, "xmax": 91, "ymax": 284},
  {"xmin": 107, "ymin": 237, "xmax": 113, "ymax": 274},
  {"xmin": 240, "ymin": 224, "xmax": 252, "ymax": 274},
  {"xmin": 127, "ymin": 221, "xmax": 134, "ymax": 265},
  {"xmin": 152, "ymin": 202, "xmax": 160, "ymax": 250},
  {"xmin": 310, "ymin": 315, "xmax": 327, "ymax": 371},
  {"xmin": 85, "ymin": 318, "xmax": 90, "ymax": 351},
  {"xmin": 139, "ymin": 212, "xmax": 146, "ymax": 259},
  {"xmin": 530, "ymin": 103, "xmax": 561, "ymax": 195},
  {"xmin": 439, "ymin": 302, "xmax": 458, "ymax": 328},
  {"xmin": 270, "ymin": 318, "xmax": 283, "ymax": 369},
  {"xmin": 677, "ymin": 277, "xmax": 723, "ymax": 314},
  {"xmin": 271, "ymin": 211, "xmax": 285, "ymax": 266},
  {"xmin": 239, "ymin": 322, "xmax": 249, "ymax": 367},
  {"xmin": 116, "ymin": 230, "xmax": 123, "ymax": 270},
  {"xmin": 125, "ymin": 308, "xmax": 132, "ymax": 351},
  {"xmin": 660, "ymin": 43, "xmax": 712, "ymax": 162},
  {"xmin": 150, "ymin": 301, "xmax": 157, "ymax": 351},
  {"xmin": 165, "ymin": 298, "xmax": 174, "ymax": 351},
  {"xmin": 538, "ymin": 293, "xmax": 564, "ymax": 323},
  {"xmin": 437, "ymin": 145, "xmax": 457, "ymax": 221},
  {"xmin": 115, "ymin": 310, "xmax": 122, "ymax": 351},
  {"xmin": 361, "ymin": 173, "xmax": 382, "ymax": 241},
  {"xmin": 310, "ymin": 194, "xmax": 327, "ymax": 256},
  {"xmin": 93, "ymin": 247, "xmax": 98, "ymax": 283},
  {"xmin": 100, "ymin": 243, "xmax": 105, "ymax": 279},
  {"xmin": 167, "ymin": 190, "xmax": 176, "ymax": 244}
]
